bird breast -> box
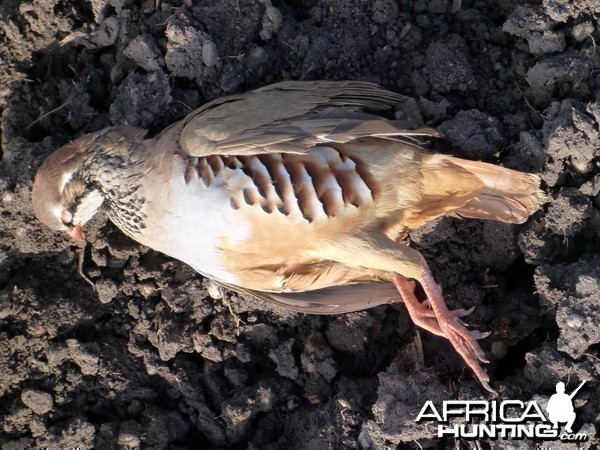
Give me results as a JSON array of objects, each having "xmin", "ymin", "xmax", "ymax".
[{"xmin": 133, "ymin": 145, "xmax": 391, "ymax": 288}]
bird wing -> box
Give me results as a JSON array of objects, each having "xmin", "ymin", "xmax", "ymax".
[
  {"xmin": 216, "ymin": 280, "xmax": 399, "ymax": 314},
  {"xmin": 176, "ymin": 80, "xmax": 438, "ymax": 157}
]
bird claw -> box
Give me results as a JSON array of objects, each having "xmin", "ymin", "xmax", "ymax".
[
  {"xmin": 392, "ymin": 264, "xmax": 495, "ymax": 394},
  {"xmin": 413, "ymin": 304, "xmax": 476, "ymax": 322},
  {"xmin": 471, "ymin": 330, "xmax": 491, "ymax": 340},
  {"xmin": 452, "ymin": 306, "xmax": 476, "ymax": 318}
]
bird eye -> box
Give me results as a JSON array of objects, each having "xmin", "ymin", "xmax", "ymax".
[{"xmin": 61, "ymin": 208, "xmax": 74, "ymax": 225}]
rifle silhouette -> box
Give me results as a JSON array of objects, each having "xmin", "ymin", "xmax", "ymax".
[{"xmin": 569, "ymin": 380, "xmax": 586, "ymax": 400}]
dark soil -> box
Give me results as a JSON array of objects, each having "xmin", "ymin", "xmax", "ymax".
[{"xmin": 1, "ymin": 0, "xmax": 599, "ymax": 448}]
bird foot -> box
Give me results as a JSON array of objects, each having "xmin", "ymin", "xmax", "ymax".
[{"xmin": 393, "ymin": 263, "xmax": 494, "ymax": 394}]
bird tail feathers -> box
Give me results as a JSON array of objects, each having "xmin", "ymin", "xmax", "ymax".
[
  {"xmin": 442, "ymin": 156, "xmax": 546, "ymax": 224},
  {"xmin": 403, "ymin": 154, "xmax": 546, "ymax": 229}
]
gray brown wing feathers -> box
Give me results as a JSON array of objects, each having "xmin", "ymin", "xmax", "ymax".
[
  {"xmin": 216, "ymin": 281, "xmax": 399, "ymax": 314},
  {"xmin": 176, "ymin": 81, "xmax": 437, "ymax": 157}
]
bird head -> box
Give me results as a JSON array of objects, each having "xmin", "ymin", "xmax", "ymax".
[
  {"xmin": 32, "ymin": 132, "xmax": 107, "ymax": 242},
  {"xmin": 32, "ymin": 126, "xmax": 149, "ymax": 242}
]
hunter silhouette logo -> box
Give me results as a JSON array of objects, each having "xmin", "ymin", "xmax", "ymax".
[
  {"xmin": 546, "ymin": 380, "xmax": 586, "ymax": 433},
  {"xmin": 416, "ymin": 380, "xmax": 588, "ymax": 442}
]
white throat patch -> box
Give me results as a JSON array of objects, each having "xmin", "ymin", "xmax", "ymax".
[{"xmin": 74, "ymin": 190, "xmax": 105, "ymax": 225}]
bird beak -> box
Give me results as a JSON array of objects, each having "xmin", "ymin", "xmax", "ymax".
[{"xmin": 66, "ymin": 224, "xmax": 85, "ymax": 242}]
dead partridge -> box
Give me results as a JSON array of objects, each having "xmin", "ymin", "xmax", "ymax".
[{"xmin": 32, "ymin": 81, "xmax": 545, "ymax": 392}]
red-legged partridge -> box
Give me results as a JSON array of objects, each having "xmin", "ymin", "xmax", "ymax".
[{"xmin": 32, "ymin": 81, "xmax": 545, "ymax": 392}]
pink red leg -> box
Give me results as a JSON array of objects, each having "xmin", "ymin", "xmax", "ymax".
[{"xmin": 393, "ymin": 259, "xmax": 494, "ymax": 393}]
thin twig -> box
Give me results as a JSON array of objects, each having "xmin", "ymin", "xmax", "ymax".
[
  {"xmin": 513, "ymin": 81, "xmax": 546, "ymax": 120},
  {"xmin": 77, "ymin": 242, "xmax": 96, "ymax": 291},
  {"xmin": 221, "ymin": 295, "xmax": 244, "ymax": 335},
  {"xmin": 27, "ymin": 99, "xmax": 71, "ymax": 129}
]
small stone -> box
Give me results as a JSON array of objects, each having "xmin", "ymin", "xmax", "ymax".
[
  {"xmin": 138, "ymin": 281, "xmax": 156, "ymax": 298},
  {"xmin": 21, "ymin": 389, "xmax": 53, "ymax": 415},
  {"xmin": 201, "ymin": 39, "xmax": 219, "ymax": 67},
  {"xmin": 259, "ymin": 2, "xmax": 283, "ymax": 40},
  {"xmin": 565, "ymin": 313, "xmax": 584, "ymax": 328},
  {"xmin": 123, "ymin": 34, "xmax": 164, "ymax": 71},
  {"xmin": 96, "ymin": 278, "xmax": 118, "ymax": 304},
  {"xmin": 118, "ymin": 421, "xmax": 142, "ymax": 448},
  {"xmin": 92, "ymin": 16, "xmax": 119, "ymax": 48},
  {"xmin": 67, "ymin": 340, "xmax": 100, "ymax": 375},
  {"xmin": 109, "ymin": 62, "xmax": 126, "ymax": 85},
  {"xmin": 206, "ymin": 280, "xmax": 222, "ymax": 300},
  {"xmin": 572, "ymin": 21, "xmax": 594, "ymax": 41}
]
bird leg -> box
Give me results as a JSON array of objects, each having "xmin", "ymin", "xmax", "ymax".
[{"xmin": 392, "ymin": 258, "xmax": 494, "ymax": 393}]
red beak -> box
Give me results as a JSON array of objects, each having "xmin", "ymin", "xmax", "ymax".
[{"xmin": 66, "ymin": 224, "xmax": 85, "ymax": 242}]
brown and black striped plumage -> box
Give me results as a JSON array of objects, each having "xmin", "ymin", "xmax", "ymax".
[
  {"xmin": 180, "ymin": 148, "xmax": 378, "ymax": 222},
  {"xmin": 32, "ymin": 81, "xmax": 545, "ymax": 392}
]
